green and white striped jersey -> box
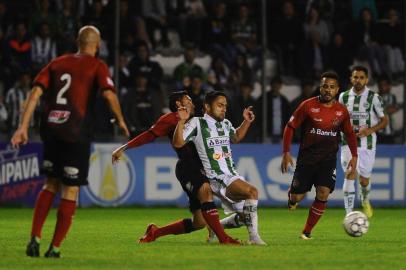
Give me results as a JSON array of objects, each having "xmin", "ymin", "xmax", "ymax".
[
  {"xmin": 338, "ymin": 87, "xmax": 385, "ymax": 150},
  {"xmin": 183, "ymin": 114, "xmax": 238, "ymax": 179}
]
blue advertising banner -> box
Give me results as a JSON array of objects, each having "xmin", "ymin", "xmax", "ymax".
[
  {"xmin": 0, "ymin": 143, "xmax": 44, "ymax": 207},
  {"xmin": 80, "ymin": 143, "xmax": 406, "ymax": 207}
]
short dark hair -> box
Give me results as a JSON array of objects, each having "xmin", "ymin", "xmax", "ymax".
[
  {"xmin": 168, "ymin": 91, "xmax": 188, "ymax": 112},
  {"xmin": 204, "ymin": 91, "xmax": 227, "ymax": 106},
  {"xmin": 351, "ymin": 65, "xmax": 369, "ymax": 77},
  {"xmin": 321, "ymin": 71, "xmax": 339, "ymax": 83}
]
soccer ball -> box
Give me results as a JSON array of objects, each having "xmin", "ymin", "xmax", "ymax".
[{"xmin": 343, "ymin": 211, "xmax": 369, "ymax": 237}]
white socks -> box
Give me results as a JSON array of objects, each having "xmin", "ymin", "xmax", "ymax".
[
  {"xmin": 243, "ymin": 199, "xmax": 259, "ymax": 239},
  {"xmin": 343, "ymin": 179, "xmax": 356, "ymax": 214},
  {"xmin": 360, "ymin": 182, "xmax": 371, "ymax": 203}
]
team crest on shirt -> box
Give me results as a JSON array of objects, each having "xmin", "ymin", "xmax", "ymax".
[
  {"xmin": 332, "ymin": 117, "xmax": 342, "ymax": 127},
  {"xmin": 47, "ymin": 110, "xmax": 71, "ymax": 124},
  {"xmin": 363, "ymin": 102, "xmax": 370, "ymax": 109},
  {"xmin": 336, "ymin": 111, "xmax": 343, "ymax": 116}
]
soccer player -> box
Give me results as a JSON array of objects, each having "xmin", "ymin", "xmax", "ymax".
[
  {"xmin": 112, "ymin": 91, "xmax": 239, "ymax": 245},
  {"xmin": 173, "ymin": 91, "xmax": 266, "ymax": 245},
  {"xmin": 11, "ymin": 26, "xmax": 130, "ymax": 258},
  {"xmin": 281, "ymin": 71, "xmax": 358, "ymax": 240},
  {"xmin": 339, "ymin": 66, "xmax": 388, "ymax": 217}
]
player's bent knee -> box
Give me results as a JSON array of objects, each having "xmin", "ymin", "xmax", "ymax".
[
  {"xmin": 247, "ymin": 186, "xmax": 258, "ymax": 199},
  {"xmin": 44, "ymin": 178, "xmax": 60, "ymax": 193},
  {"xmin": 62, "ymin": 186, "xmax": 79, "ymax": 201}
]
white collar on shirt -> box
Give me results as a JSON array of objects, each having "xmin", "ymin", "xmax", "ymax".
[
  {"xmin": 204, "ymin": 113, "xmax": 221, "ymax": 124},
  {"xmin": 350, "ymin": 86, "xmax": 370, "ymax": 96}
]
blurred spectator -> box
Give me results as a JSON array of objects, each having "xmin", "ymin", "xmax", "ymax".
[
  {"xmin": 304, "ymin": 6, "xmax": 330, "ymax": 46},
  {"xmin": 202, "ymin": 2, "xmax": 232, "ymax": 65},
  {"xmin": 299, "ymin": 31, "xmax": 327, "ymax": 80},
  {"xmin": 206, "ymin": 70, "xmax": 224, "ymax": 92},
  {"xmin": 5, "ymin": 22, "xmax": 32, "ymax": 84},
  {"xmin": 82, "ymin": 0, "xmax": 111, "ymax": 46},
  {"xmin": 377, "ymin": 76, "xmax": 398, "ymax": 144},
  {"xmin": 141, "ymin": 0, "xmax": 169, "ymax": 49},
  {"xmin": 30, "ymin": 0, "xmax": 58, "ymax": 36},
  {"xmin": 208, "ymin": 56, "xmax": 229, "ymax": 91},
  {"xmin": 57, "ymin": 0, "xmax": 80, "ymax": 54},
  {"xmin": 173, "ymin": 44, "xmax": 204, "ymax": 88},
  {"xmin": 0, "ymin": 94, "xmax": 7, "ymax": 134},
  {"xmin": 381, "ymin": 8, "xmax": 404, "ymax": 82},
  {"xmin": 271, "ymin": 0, "xmax": 305, "ymax": 77},
  {"xmin": 258, "ymin": 76, "xmax": 290, "ymax": 143},
  {"xmin": 231, "ymin": 3, "xmax": 258, "ymax": 56},
  {"xmin": 187, "ymin": 76, "xmax": 206, "ymax": 116},
  {"xmin": 351, "ymin": 0, "xmax": 378, "ymax": 21},
  {"xmin": 5, "ymin": 72, "xmax": 33, "ymax": 133},
  {"xmin": 228, "ymin": 82, "xmax": 259, "ymax": 142},
  {"xmin": 0, "ymin": 0, "xmax": 11, "ymax": 39},
  {"xmin": 351, "ymin": 7, "xmax": 386, "ymax": 78},
  {"xmin": 110, "ymin": 54, "xmax": 131, "ymax": 98},
  {"xmin": 122, "ymin": 72, "xmax": 155, "ymax": 136},
  {"xmin": 31, "ymin": 22, "xmax": 57, "ymax": 73},
  {"xmin": 229, "ymin": 53, "xmax": 253, "ymax": 89},
  {"xmin": 306, "ymin": 0, "xmax": 335, "ymax": 23},
  {"xmin": 128, "ymin": 42, "xmax": 163, "ymax": 90},
  {"xmin": 168, "ymin": 0, "xmax": 206, "ymax": 47},
  {"xmin": 326, "ymin": 32, "xmax": 352, "ymax": 88}
]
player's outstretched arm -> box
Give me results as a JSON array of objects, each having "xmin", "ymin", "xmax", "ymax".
[
  {"xmin": 233, "ymin": 106, "xmax": 255, "ymax": 143},
  {"xmin": 102, "ymin": 89, "xmax": 130, "ymax": 137},
  {"xmin": 11, "ymin": 86, "xmax": 43, "ymax": 148}
]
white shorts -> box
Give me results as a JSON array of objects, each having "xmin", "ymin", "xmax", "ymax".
[
  {"xmin": 209, "ymin": 174, "xmax": 245, "ymax": 215},
  {"xmin": 340, "ymin": 146, "xmax": 376, "ymax": 178}
]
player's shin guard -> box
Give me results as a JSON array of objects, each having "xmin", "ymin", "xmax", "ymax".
[
  {"xmin": 243, "ymin": 199, "xmax": 259, "ymax": 239},
  {"xmin": 201, "ymin": 202, "xmax": 229, "ymax": 243},
  {"xmin": 303, "ymin": 198, "xmax": 327, "ymax": 234},
  {"xmin": 221, "ymin": 213, "xmax": 244, "ymax": 229},
  {"xmin": 343, "ymin": 179, "xmax": 355, "ymax": 214},
  {"xmin": 51, "ymin": 199, "xmax": 76, "ymax": 248},
  {"xmin": 31, "ymin": 189, "xmax": 56, "ymax": 240}
]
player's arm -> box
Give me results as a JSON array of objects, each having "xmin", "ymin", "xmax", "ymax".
[
  {"xmin": 357, "ymin": 95, "xmax": 389, "ymax": 138},
  {"xmin": 112, "ymin": 114, "xmax": 174, "ymax": 163},
  {"xmin": 232, "ymin": 106, "xmax": 255, "ymax": 143},
  {"xmin": 11, "ymin": 86, "xmax": 43, "ymax": 148},
  {"xmin": 102, "ymin": 89, "xmax": 130, "ymax": 137},
  {"xmin": 342, "ymin": 110, "xmax": 358, "ymax": 174},
  {"xmin": 280, "ymin": 101, "xmax": 307, "ymax": 173},
  {"xmin": 172, "ymin": 107, "xmax": 191, "ymax": 148}
]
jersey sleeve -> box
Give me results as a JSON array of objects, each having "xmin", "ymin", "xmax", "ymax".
[
  {"xmin": 96, "ymin": 61, "xmax": 115, "ymax": 92},
  {"xmin": 183, "ymin": 117, "xmax": 198, "ymax": 142},
  {"xmin": 287, "ymin": 100, "xmax": 308, "ymax": 129},
  {"xmin": 225, "ymin": 119, "xmax": 236, "ymax": 138},
  {"xmin": 149, "ymin": 113, "xmax": 176, "ymax": 137},
  {"xmin": 33, "ymin": 62, "xmax": 52, "ymax": 91},
  {"xmin": 373, "ymin": 94, "xmax": 386, "ymax": 118}
]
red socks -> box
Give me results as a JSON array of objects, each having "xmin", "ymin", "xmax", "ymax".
[
  {"xmin": 51, "ymin": 199, "xmax": 76, "ymax": 248},
  {"xmin": 303, "ymin": 198, "xmax": 327, "ymax": 234},
  {"xmin": 31, "ymin": 189, "xmax": 56, "ymax": 239},
  {"xmin": 154, "ymin": 220, "xmax": 187, "ymax": 238},
  {"xmin": 201, "ymin": 202, "xmax": 229, "ymax": 243}
]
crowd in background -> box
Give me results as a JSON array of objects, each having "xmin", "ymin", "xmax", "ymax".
[{"xmin": 0, "ymin": 0, "xmax": 404, "ymax": 143}]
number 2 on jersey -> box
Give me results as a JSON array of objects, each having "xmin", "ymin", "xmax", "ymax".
[{"xmin": 57, "ymin": 73, "xmax": 71, "ymax": 105}]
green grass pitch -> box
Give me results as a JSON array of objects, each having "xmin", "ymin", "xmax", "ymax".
[{"xmin": 0, "ymin": 208, "xmax": 405, "ymax": 270}]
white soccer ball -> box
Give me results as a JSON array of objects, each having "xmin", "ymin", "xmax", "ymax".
[{"xmin": 343, "ymin": 211, "xmax": 369, "ymax": 237}]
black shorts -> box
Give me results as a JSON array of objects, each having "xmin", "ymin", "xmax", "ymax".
[
  {"xmin": 41, "ymin": 140, "xmax": 91, "ymax": 186},
  {"xmin": 175, "ymin": 159, "xmax": 209, "ymax": 212},
  {"xmin": 289, "ymin": 159, "xmax": 337, "ymax": 194}
]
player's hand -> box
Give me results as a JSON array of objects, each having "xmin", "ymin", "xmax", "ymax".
[
  {"xmin": 356, "ymin": 128, "xmax": 372, "ymax": 138},
  {"xmin": 112, "ymin": 145, "xmax": 126, "ymax": 164},
  {"xmin": 11, "ymin": 128, "xmax": 29, "ymax": 148},
  {"xmin": 177, "ymin": 106, "xmax": 190, "ymax": 121},
  {"xmin": 243, "ymin": 106, "xmax": 255, "ymax": 123},
  {"xmin": 281, "ymin": 152, "xmax": 294, "ymax": 173},
  {"xmin": 118, "ymin": 120, "xmax": 130, "ymax": 137},
  {"xmin": 347, "ymin": 156, "xmax": 358, "ymax": 175}
]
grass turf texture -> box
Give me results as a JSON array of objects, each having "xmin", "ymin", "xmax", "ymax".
[{"xmin": 0, "ymin": 208, "xmax": 405, "ymax": 270}]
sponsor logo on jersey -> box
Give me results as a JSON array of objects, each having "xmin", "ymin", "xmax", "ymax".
[
  {"xmin": 212, "ymin": 151, "xmax": 232, "ymax": 160},
  {"xmin": 85, "ymin": 144, "xmax": 135, "ymax": 206},
  {"xmin": 107, "ymin": 77, "xmax": 114, "ymax": 86},
  {"xmin": 313, "ymin": 118, "xmax": 323, "ymax": 122},
  {"xmin": 363, "ymin": 102, "xmax": 371, "ymax": 109},
  {"xmin": 207, "ymin": 136, "xmax": 229, "ymax": 148},
  {"xmin": 336, "ymin": 111, "xmax": 343, "ymax": 116},
  {"xmin": 350, "ymin": 112, "xmax": 369, "ymax": 120},
  {"xmin": 48, "ymin": 110, "xmax": 71, "ymax": 124},
  {"xmin": 310, "ymin": 128, "xmax": 337, "ymax": 136},
  {"xmin": 310, "ymin": 108, "xmax": 320, "ymax": 113}
]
